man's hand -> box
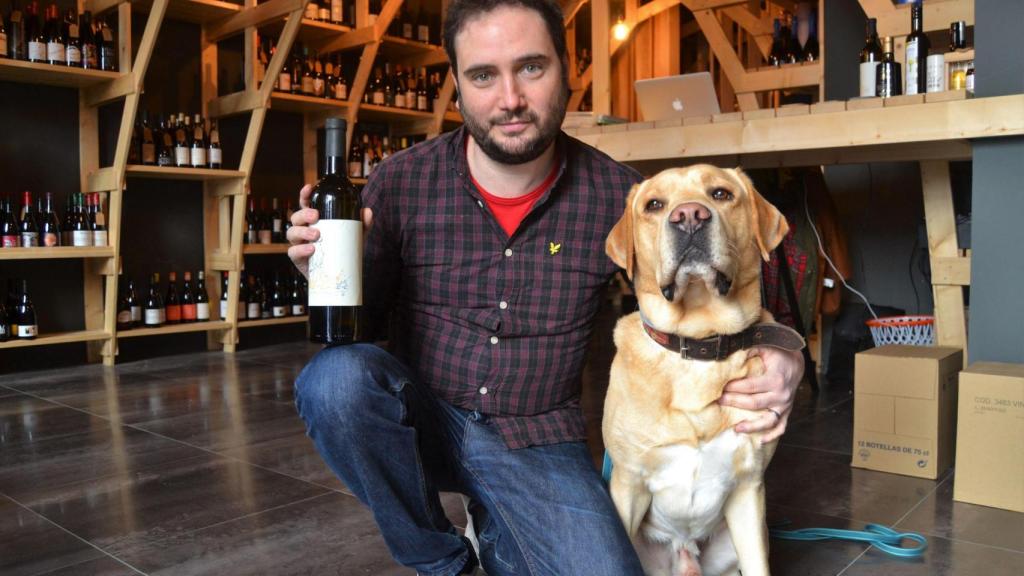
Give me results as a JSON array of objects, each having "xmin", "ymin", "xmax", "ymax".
[
  {"xmin": 718, "ymin": 347, "xmax": 805, "ymax": 443},
  {"xmin": 286, "ymin": 184, "xmax": 373, "ymax": 279}
]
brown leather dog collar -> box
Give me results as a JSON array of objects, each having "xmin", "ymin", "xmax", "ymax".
[{"xmin": 641, "ymin": 320, "xmax": 806, "ymax": 361}]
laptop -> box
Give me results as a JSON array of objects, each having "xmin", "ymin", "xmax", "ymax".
[{"xmin": 634, "ymin": 72, "xmax": 721, "ymax": 122}]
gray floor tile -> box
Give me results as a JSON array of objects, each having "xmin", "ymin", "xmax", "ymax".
[
  {"xmin": 841, "ymin": 533, "xmax": 1024, "ymax": 576},
  {"xmin": 782, "ymin": 398, "xmax": 854, "ymax": 455},
  {"xmin": 0, "ymin": 494, "xmax": 106, "ymax": 576},
  {"xmin": 34, "ymin": 556, "xmax": 144, "ymax": 576},
  {"xmin": 766, "ymin": 504, "xmax": 872, "ymax": 576}
]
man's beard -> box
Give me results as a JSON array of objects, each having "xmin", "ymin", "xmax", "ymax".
[{"xmin": 461, "ymin": 82, "xmax": 569, "ymax": 165}]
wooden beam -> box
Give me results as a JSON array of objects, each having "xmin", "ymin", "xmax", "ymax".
[
  {"xmin": 738, "ymin": 62, "xmax": 822, "ymax": 92},
  {"xmin": 208, "ymin": 89, "xmax": 265, "ymax": 117},
  {"xmin": 862, "ymin": 0, "xmax": 974, "ymax": 38},
  {"xmin": 205, "ymin": 0, "xmax": 307, "ymax": 42},
  {"xmin": 930, "ymin": 256, "xmax": 971, "ymax": 286},
  {"xmin": 568, "ymin": 64, "xmax": 592, "ymax": 111},
  {"xmin": 563, "ymin": 0, "xmax": 588, "ymax": 24},
  {"xmin": 315, "ymin": 23, "xmax": 377, "ymax": 54},
  {"xmin": 258, "ymin": 9, "xmax": 304, "ymax": 102},
  {"xmin": 921, "ymin": 160, "xmax": 968, "ymax": 362},
  {"xmin": 396, "ymin": 49, "xmax": 450, "ymax": 70},
  {"xmin": 84, "ymin": 0, "xmax": 125, "ymax": 16},
  {"xmin": 592, "ymin": 0, "xmax": 610, "ymax": 115}
]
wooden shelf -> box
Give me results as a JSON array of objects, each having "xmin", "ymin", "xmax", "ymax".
[
  {"xmin": 243, "ymin": 243, "xmax": 290, "ymax": 255},
  {"xmin": 0, "ymin": 246, "xmax": 116, "ymax": 261},
  {"xmin": 0, "ymin": 59, "xmax": 122, "ymax": 88},
  {"xmin": 90, "ymin": 0, "xmax": 243, "ymax": 24},
  {"xmin": 125, "ymin": 165, "xmax": 247, "ymax": 181},
  {"xmin": 116, "ymin": 320, "xmax": 233, "ymax": 339},
  {"xmin": 351, "ymin": 178, "xmax": 368, "ymax": 185},
  {"xmin": 945, "ymin": 49, "xmax": 975, "ymax": 64},
  {"xmin": 262, "ymin": 16, "xmax": 353, "ymax": 46},
  {"xmin": 238, "ymin": 315, "xmax": 308, "ymax": 328},
  {"xmin": 270, "ymin": 92, "xmax": 349, "ymax": 114},
  {"xmin": 0, "ymin": 330, "xmax": 111, "ymax": 350},
  {"xmin": 379, "ymin": 35, "xmax": 445, "ymax": 60},
  {"xmin": 358, "ymin": 103, "xmax": 435, "ymax": 122}
]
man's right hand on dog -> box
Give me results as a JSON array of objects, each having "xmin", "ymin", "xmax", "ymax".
[{"xmin": 286, "ymin": 183, "xmax": 373, "ymax": 279}]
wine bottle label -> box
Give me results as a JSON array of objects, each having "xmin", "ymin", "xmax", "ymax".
[
  {"xmin": 273, "ymin": 218, "xmax": 282, "ymax": 233},
  {"xmin": 158, "ymin": 154, "xmax": 173, "ymax": 167},
  {"xmin": 175, "ymin": 147, "xmax": 189, "ymax": 166},
  {"xmin": 220, "ymin": 300, "xmax": 229, "ymax": 319},
  {"xmin": 395, "ymin": 93, "xmax": 406, "ymax": 108},
  {"xmin": 66, "ymin": 45, "xmax": 81, "ymax": 65},
  {"xmin": 302, "ymin": 77, "xmax": 314, "ymax": 94},
  {"xmin": 308, "ymin": 219, "xmax": 362, "ymax": 306},
  {"xmin": 372, "ymin": 91, "xmax": 385, "ymax": 105},
  {"xmin": 0, "ymin": 33, "xmax": 7, "ymax": 57},
  {"xmin": 418, "ymin": 25, "xmax": 430, "ymax": 43},
  {"xmin": 273, "ymin": 306, "xmax": 288, "ymax": 317},
  {"xmin": 197, "ymin": 302, "xmax": 211, "ymax": 321},
  {"xmin": 349, "ymin": 162, "xmax": 362, "ymax": 178},
  {"xmin": 2, "ymin": 235, "xmax": 19, "ymax": 247},
  {"xmin": 28, "ymin": 41, "xmax": 46, "ymax": 61},
  {"xmin": 191, "ymin": 148, "xmax": 207, "ymax": 167},
  {"xmin": 166, "ymin": 305, "xmax": 182, "ymax": 322},
  {"xmin": 47, "ymin": 42, "xmax": 64, "ymax": 63},
  {"xmin": 336, "ymin": 83, "xmax": 347, "ymax": 100},
  {"xmin": 131, "ymin": 306, "xmax": 142, "ymax": 322},
  {"xmin": 83, "ymin": 45, "xmax": 97, "ymax": 67},
  {"xmin": 905, "ymin": 40, "xmax": 920, "ymax": 95},
  {"xmin": 331, "ymin": 0, "xmax": 342, "ymax": 23},
  {"xmin": 21, "ymin": 232, "xmax": 39, "ymax": 247},
  {"xmin": 144, "ymin": 309, "xmax": 163, "ymax": 325},
  {"xmin": 859, "ymin": 62, "xmax": 879, "ymax": 97},
  {"xmin": 93, "ymin": 230, "xmax": 107, "ymax": 246},
  {"xmin": 44, "ymin": 232, "xmax": 58, "ymax": 247},
  {"xmin": 117, "ymin": 310, "xmax": 132, "ymax": 324},
  {"xmin": 258, "ymin": 230, "xmax": 272, "ymax": 244},
  {"xmin": 17, "ymin": 324, "xmax": 38, "ymax": 338},
  {"xmin": 209, "ymin": 148, "xmax": 222, "ymax": 165},
  {"xmin": 305, "ymin": 4, "xmax": 318, "ymax": 19},
  {"xmin": 314, "ymin": 78, "xmax": 325, "ymax": 97},
  {"xmin": 142, "ymin": 143, "xmax": 156, "ymax": 164},
  {"xmin": 237, "ymin": 302, "xmax": 246, "ymax": 320},
  {"xmin": 966, "ymin": 72, "xmax": 975, "ymax": 92},
  {"xmin": 182, "ymin": 304, "xmax": 197, "ymax": 321},
  {"xmin": 292, "ymin": 304, "xmax": 306, "ymax": 315},
  {"xmin": 319, "ymin": 8, "xmax": 329, "ymax": 20},
  {"xmin": 403, "ymin": 23, "xmax": 413, "ymax": 38},
  {"xmin": 72, "ymin": 230, "xmax": 92, "ymax": 247},
  {"xmin": 247, "ymin": 230, "xmax": 258, "ymax": 243},
  {"xmin": 279, "ymin": 73, "xmax": 291, "ymax": 92},
  {"xmin": 248, "ymin": 303, "xmax": 261, "ymax": 319}
]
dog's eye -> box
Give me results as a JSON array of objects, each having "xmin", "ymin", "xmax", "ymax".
[
  {"xmin": 710, "ymin": 188, "xmax": 734, "ymax": 201},
  {"xmin": 645, "ymin": 199, "xmax": 664, "ymax": 212}
]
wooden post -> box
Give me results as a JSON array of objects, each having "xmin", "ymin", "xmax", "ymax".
[
  {"xmin": 921, "ymin": 160, "xmax": 968, "ymax": 364},
  {"xmin": 592, "ymin": 0, "xmax": 611, "ymax": 115}
]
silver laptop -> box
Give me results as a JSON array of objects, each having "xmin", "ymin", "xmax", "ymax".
[{"xmin": 634, "ymin": 72, "xmax": 721, "ymax": 122}]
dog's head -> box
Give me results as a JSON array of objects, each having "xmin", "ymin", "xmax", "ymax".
[{"xmin": 607, "ymin": 165, "xmax": 788, "ymax": 334}]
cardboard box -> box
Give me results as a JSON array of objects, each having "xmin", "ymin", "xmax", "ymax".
[
  {"xmin": 953, "ymin": 362, "xmax": 1024, "ymax": 512},
  {"xmin": 852, "ymin": 345, "xmax": 962, "ymax": 479}
]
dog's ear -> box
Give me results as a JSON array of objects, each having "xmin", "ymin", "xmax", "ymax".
[
  {"xmin": 606, "ymin": 182, "xmax": 640, "ymax": 280},
  {"xmin": 733, "ymin": 168, "xmax": 789, "ymax": 262}
]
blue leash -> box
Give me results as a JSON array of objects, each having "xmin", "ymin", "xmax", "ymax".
[{"xmin": 602, "ymin": 453, "xmax": 927, "ymax": 559}]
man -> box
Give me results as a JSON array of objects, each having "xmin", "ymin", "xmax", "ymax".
[{"xmin": 287, "ymin": 1, "xmax": 804, "ymax": 574}]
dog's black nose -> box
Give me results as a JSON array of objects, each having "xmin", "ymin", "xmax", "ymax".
[{"xmin": 669, "ymin": 202, "xmax": 712, "ymax": 234}]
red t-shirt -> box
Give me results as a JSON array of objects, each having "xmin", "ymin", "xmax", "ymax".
[{"xmin": 471, "ymin": 160, "xmax": 560, "ymax": 237}]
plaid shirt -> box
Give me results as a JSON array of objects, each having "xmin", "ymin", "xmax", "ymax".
[{"xmin": 362, "ymin": 126, "xmax": 642, "ymax": 449}]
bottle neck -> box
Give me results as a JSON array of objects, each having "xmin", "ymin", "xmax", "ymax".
[{"xmin": 324, "ymin": 155, "xmax": 344, "ymax": 176}]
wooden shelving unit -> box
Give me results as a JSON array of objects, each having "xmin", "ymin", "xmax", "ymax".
[
  {"xmin": 0, "ymin": 247, "xmax": 116, "ymax": 261},
  {"xmin": 270, "ymin": 92, "xmax": 349, "ymax": 114},
  {"xmin": 238, "ymin": 315, "xmax": 308, "ymax": 328},
  {"xmin": 0, "ymin": 59, "xmax": 123, "ymax": 88},
  {"xmin": 125, "ymin": 165, "xmax": 248, "ymax": 181},
  {"xmin": 116, "ymin": 320, "xmax": 233, "ymax": 339},
  {"xmin": 0, "ymin": 330, "xmax": 112, "ymax": 351},
  {"xmin": 243, "ymin": 244, "xmax": 290, "ymax": 255}
]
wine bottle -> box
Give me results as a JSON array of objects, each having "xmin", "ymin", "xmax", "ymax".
[
  {"xmin": 802, "ymin": 8, "xmax": 819, "ymax": 62},
  {"xmin": 270, "ymin": 272, "xmax": 288, "ymax": 317},
  {"xmin": 195, "ymin": 270, "xmax": 210, "ymax": 321},
  {"xmin": 417, "ymin": 6, "xmax": 429, "ymax": 44},
  {"xmin": 904, "ymin": 0, "xmax": 929, "ymax": 96},
  {"xmin": 284, "ymin": 199, "xmax": 295, "ymax": 238},
  {"xmin": 190, "ymin": 113, "xmax": 207, "ymax": 168},
  {"xmin": 309, "ymin": 117, "xmax": 362, "ymax": 345},
  {"xmin": 141, "ymin": 112, "xmax": 156, "ymax": 165},
  {"xmin": 97, "ymin": 15, "xmax": 114, "ymax": 70},
  {"xmin": 0, "ymin": 293, "xmax": 9, "ymax": 342},
  {"xmin": 165, "ymin": 271, "xmax": 181, "ymax": 324},
  {"xmin": 181, "ymin": 271, "xmax": 197, "ymax": 322},
  {"xmin": 71, "ymin": 193, "xmax": 92, "ymax": 246},
  {"xmin": 290, "ymin": 270, "xmax": 306, "ymax": 316},
  {"xmin": 304, "ymin": 0, "xmax": 318, "ymax": 20},
  {"xmin": 859, "ymin": 18, "xmax": 883, "ymax": 97},
  {"xmin": 90, "ymin": 193, "xmax": 106, "ymax": 246},
  {"xmin": 11, "ymin": 279, "xmax": 37, "ymax": 339},
  {"xmin": 246, "ymin": 275, "xmax": 261, "ymax": 319},
  {"xmin": 2, "ymin": 195, "xmax": 21, "ymax": 247},
  {"xmin": 19, "ymin": 191, "xmax": 39, "ymax": 247},
  {"xmin": 257, "ymin": 198, "xmax": 272, "ymax": 244},
  {"xmin": 768, "ymin": 18, "xmax": 784, "ymax": 66},
  {"xmin": 258, "ymin": 276, "xmax": 271, "ymax": 319},
  {"xmin": 219, "ymin": 271, "xmax": 230, "ymax": 320},
  {"xmin": 245, "ymin": 197, "xmax": 258, "ymax": 244},
  {"xmin": 116, "ymin": 273, "xmax": 132, "ymax": 330},
  {"xmin": 144, "ymin": 272, "xmax": 165, "ymax": 327},
  {"xmin": 64, "ymin": 8, "xmax": 80, "ymax": 67},
  {"xmin": 317, "ymin": 0, "xmax": 330, "ymax": 23},
  {"xmin": 41, "ymin": 192, "xmax": 60, "ymax": 246},
  {"xmin": 237, "ymin": 275, "xmax": 247, "ymax": 320},
  {"xmin": 6, "ymin": 2, "xmax": 24, "ymax": 61},
  {"xmin": 876, "ymin": 36, "xmax": 902, "ymax": 98},
  {"xmin": 271, "ymin": 198, "xmax": 284, "ymax": 243},
  {"xmin": 207, "ymin": 119, "xmax": 222, "ymax": 168},
  {"xmin": 174, "ymin": 112, "xmax": 189, "ymax": 167},
  {"xmin": 45, "ymin": 4, "xmax": 64, "ymax": 66},
  {"xmin": 79, "ymin": 10, "xmax": 96, "ymax": 69},
  {"xmin": 126, "ymin": 278, "xmax": 141, "ymax": 326},
  {"xmin": 158, "ymin": 116, "xmax": 174, "ymax": 166},
  {"xmin": 330, "ymin": 0, "xmax": 342, "ymax": 24},
  {"xmin": 278, "ymin": 51, "xmax": 292, "ymax": 92}
]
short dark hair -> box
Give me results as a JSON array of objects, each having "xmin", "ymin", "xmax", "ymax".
[{"xmin": 443, "ymin": 0, "xmax": 568, "ymax": 77}]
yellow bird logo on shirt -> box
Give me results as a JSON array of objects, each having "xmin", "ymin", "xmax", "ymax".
[{"xmin": 549, "ymin": 242, "xmax": 562, "ymax": 255}]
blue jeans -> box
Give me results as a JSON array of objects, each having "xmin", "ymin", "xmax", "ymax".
[{"xmin": 294, "ymin": 343, "xmax": 644, "ymax": 576}]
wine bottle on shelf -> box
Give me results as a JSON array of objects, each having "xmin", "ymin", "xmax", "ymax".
[
  {"xmin": 301, "ymin": 47, "xmax": 315, "ymax": 96},
  {"xmin": 271, "ymin": 272, "xmax": 288, "ymax": 318},
  {"xmin": 207, "ymin": 119, "xmax": 222, "ymax": 169},
  {"xmin": 278, "ymin": 50, "xmax": 292, "ymax": 93},
  {"xmin": 97, "ymin": 15, "xmax": 114, "ymax": 70},
  {"xmin": 317, "ymin": 0, "xmax": 330, "ymax": 23},
  {"xmin": 271, "ymin": 198, "xmax": 284, "ymax": 243},
  {"xmin": 220, "ymin": 272, "xmax": 230, "ymax": 320},
  {"xmin": 876, "ymin": 36, "xmax": 902, "ymax": 98},
  {"xmin": 258, "ymin": 276, "xmax": 271, "ymax": 318},
  {"xmin": 11, "ymin": 279, "xmax": 38, "ymax": 339},
  {"xmin": 768, "ymin": 18, "xmax": 784, "ymax": 66},
  {"xmin": 237, "ymin": 275, "xmax": 247, "ymax": 320},
  {"xmin": 180, "ymin": 271, "xmax": 197, "ymax": 323},
  {"xmin": 283, "ymin": 199, "xmax": 295, "ymax": 238},
  {"xmin": 6, "ymin": 2, "xmax": 25, "ymax": 61},
  {"xmin": 41, "ymin": 192, "xmax": 60, "ymax": 246},
  {"xmin": 79, "ymin": 10, "xmax": 96, "ymax": 69},
  {"xmin": 195, "ymin": 270, "xmax": 210, "ymax": 321},
  {"xmin": 26, "ymin": 1, "xmax": 45, "ymax": 63},
  {"xmin": 158, "ymin": 116, "xmax": 174, "ymax": 166},
  {"xmin": 417, "ymin": 6, "xmax": 429, "ymax": 44},
  {"xmin": 309, "ymin": 117, "xmax": 362, "ymax": 345},
  {"xmin": 330, "ymin": 0, "xmax": 342, "ymax": 25},
  {"xmin": 64, "ymin": 8, "xmax": 81, "ymax": 67},
  {"xmin": 417, "ymin": 69, "xmax": 429, "ymax": 111},
  {"xmin": 246, "ymin": 275, "xmax": 261, "ymax": 319},
  {"xmin": 393, "ymin": 65, "xmax": 406, "ymax": 109},
  {"xmin": 904, "ymin": 0, "xmax": 929, "ymax": 96},
  {"xmin": 348, "ymin": 135, "xmax": 363, "ymax": 178},
  {"xmin": 20, "ymin": 191, "xmax": 39, "ymax": 247},
  {"xmin": 859, "ymin": 18, "xmax": 883, "ymax": 98},
  {"xmin": 245, "ymin": 198, "xmax": 258, "ymax": 244},
  {"xmin": 304, "ymin": 0, "xmax": 318, "ymax": 20},
  {"xmin": 71, "ymin": 193, "xmax": 92, "ymax": 247},
  {"xmin": 144, "ymin": 273, "xmax": 165, "ymax": 327},
  {"xmin": 313, "ymin": 53, "xmax": 325, "ymax": 98},
  {"xmin": 257, "ymin": 198, "xmax": 272, "ymax": 244},
  {"xmin": 0, "ymin": 294, "xmax": 9, "ymax": 342},
  {"xmin": 785, "ymin": 13, "xmax": 802, "ymax": 64},
  {"xmin": 45, "ymin": 4, "xmax": 65, "ymax": 66},
  {"xmin": 2, "ymin": 195, "xmax": 21, "ymax": 247},
  {"xmin": 91, "ymin": 193, "xmax": 107, "ymax": 246},
  {"xmin": 174, "ymin": 113, "xmax": 189, "ymax": 167},
  {"xmin": 116, "ymin": 273, "xmax": 132, "ymax": 330},
  {"xmin": 802, "ymin": 8, "xmax": 819, "ymax": 62},
  {"xmin": 141, "ymin": 112, "xmax": 156, "ymax": 165},
  {"xmin": 165, "ymin": 271, "xmax": 181, "ymax": 324},
  {"xmin": 126, "ymin": 277, "xmax": 141, "ymax": 326},
  {"xmin": 290, "ymin": 271, "xmax": 306, "ymax": 316},
  {"xmin": 190, "ymin": 113, "xmax": 207, "ymax": 168},
  {"xmin": 360, "ymin": 133, "xmax": 372, "ymax": 177}
]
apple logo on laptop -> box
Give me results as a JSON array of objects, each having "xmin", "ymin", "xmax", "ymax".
[{"xmin": 672, "ymin": 98, "xmax": 684, "ymax": 112}]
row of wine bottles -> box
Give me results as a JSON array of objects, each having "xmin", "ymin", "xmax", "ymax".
[
  {"xmin": 767, "ymin": 6, "xmax": 819, "ymax": 66},
  {"xmin": 0, "ymin": 278, "xmax": 36, "ymax": 341},
  {"xmin": 129, "ymin": 112, "xmax": 224, "ymax": 169},
  {"xmin": 1, "ymin": 192, "xmax": 106, "ymax": 248},
  {"xmin": 298, "ymin": 0, "xmax": 444, "ymax": 47},
  {"xmin": 859, "ymin": 3, "xmax": 975, "ymax": 98},
  {"xmin": 348, "ymin": 132, "xmax": 423, "ymax": 179},
  {"xmin": 118, "ymin": 271, "xmax": 212, "ymax": 328},
  {"xmin": 223, "ymin": 270, "xmax": 308, "ymax": 321},
  {"xmin": 245, "ymin": 198, "xmax": 293, "ymax": 244},
  {"xmin": 1, "ymin": 2, "xmax": 116, "ymax": 70}
]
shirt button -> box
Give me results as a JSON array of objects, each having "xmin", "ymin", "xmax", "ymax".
[
  {"xmin": 504, "ymin": 248, "xmax": 513, "ymax": 257},
  {"xmin": 479, "ymin": 386, "xmax": 489, "ymax": 395},
  {"xmin": 490, "ymin": 336, "xmax": 499, "ymax": 345},
  {"xmin": 499, "ymin": 301, "xmax": 508, "ymax": 310},
  {"xmin": 477, "ymin": 200, "xmax": 484, "ymax": 208}
]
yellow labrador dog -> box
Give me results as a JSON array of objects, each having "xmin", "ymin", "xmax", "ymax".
[{"xmin": 603, "ymin": 165, "xmax": 804, "ymax": 576}]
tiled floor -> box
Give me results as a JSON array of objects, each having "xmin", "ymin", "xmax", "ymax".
[{"xmin": 2, "ymin": 323, "xmax": 1022, "ymax": 574}]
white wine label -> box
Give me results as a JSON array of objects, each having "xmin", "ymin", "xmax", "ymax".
[
  {"xmin": 292, "ymin": 304, "xmax": 306, "ymax": 315},
  {"xmin": 331, "ymin": 0, "xmax": 342, "ymax": 23},
  {"xmin": 273, "ymin": 218, "xmax": 282, "ymax": 233},
  {"xmin": 859, "ymin": 62, "xmax": 878, "ymax": 97},
  {"xmin": 314, "ymin": 78, "xmax": 325, "ymax": 97},
  {"xmin": 220, "ymin": 300, "xmax": 229, "ymax": 319},
  {"xmin": 72, "ymin": 230, "xmax": 92, "ymax": 247},
  {"xmin": 17, "ymin": 325, "xmax": 38, "ymax": 338},
  {"xmin": 305, "ymin": 4, "xmax": 318, "ymax": 19},
  {"xmin": 144, "ymin": 309, "xmax": 163, "ymax": 325},
  {"xmin": 66, "ymin": 45, "xmax": 81, "ymax": 65},
  {"xmin": 247, "ymin": 230, "xmax": 258, "ymax": 243},
  {"xmin": 302, "ymin": 77, "xmax": 314, "ymax": 94},
  {"xmin": 258, "ymin": 230, "xmax": 272, "ymax": 244},
  {"xmin": 28, "ymin": 41, "xmax": 46, "ymax": 61},
  {"xmin": 272, "ymin": 306, "xmax": 288, "ymax": 317},
  {"xmin": 117, "ymin": 310, "xmax": 132, "ymax": 323},
  {"xmin": 209, "ymin": 148, "xmax": 222, "ymax": 165},
  {"xmin": 131, "ymin": 306, "xmax": 142, "ymax": 322},
  {"xmin": 21, "ymin": 232, "xmax": 39, "ymax": 247},
  {"xmin": 349, "ymin": 162, "xmax": 362, "ymax": 178},
  {"xmin": 372, "ymin": 91, "xmax": 385, "ymax": 105},
  {"xmin": 93, "ymin": 230, "xmax": 107, "ymax": 246},
  {"xmin": 308, "ymin": 219, "xmax": 362, "ymax": 306},
  {"xmin": 175, "ymin": 147, "xmax": 189, "ymax": 166},
  {"xmin": 905, "ymin": 40, "xmax": 920, "ymax": 95},
  {"xmin": 197, "ymin": 302, "xmax": 211, "ymax": 321},
  {"xmin": 47, "ymin": 42, "xmax": 64, "ymax": 62},
  {"xmin": 248, "ymin": 303, "xmax": 261, "ymax": 319},
  {"xmin": 279, "ymin": 73, "xmax": 291, "ymax": 92},
  {"xmin": 418, "ymin": 26, "xmax": 430, "ymax": 43},
  {"xmin": 336, "ymin": 83, "xmax": 347, "ymax": 100},
  {"xmin": 395, "ymin": 93, "xmax": 406, "ymax": 109},
  {"xmin": 191, "ymin": 148, "xmax": 207, "ymax": 167}
]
